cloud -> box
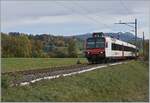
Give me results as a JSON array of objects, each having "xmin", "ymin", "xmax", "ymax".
[{"xmin": 1, "ymin": 0, "xmax": 149, "ymax": 38}]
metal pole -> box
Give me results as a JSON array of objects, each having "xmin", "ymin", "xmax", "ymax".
[
  {"xmin": 143, "ymin": 32, "xmax": 145, "ymax": 57},
  {"xmin": 115, "ymin": 19, "xmax": 138, "ymax": 57},
  {"xmin": 135, "ymin": 19, "xmax": 137, "ymax": 57}
]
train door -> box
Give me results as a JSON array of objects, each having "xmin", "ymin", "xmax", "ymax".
[{"xmin": 105, "ymin": 37, "xmax": 111, "ymax": 57}]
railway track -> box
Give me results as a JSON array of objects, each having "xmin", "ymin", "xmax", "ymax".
[{"xmin": 2, "ymin": 61, "xmax": 128, "ymax": 86}]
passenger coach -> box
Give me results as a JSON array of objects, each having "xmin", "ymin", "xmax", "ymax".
[{"xmin": 85, "ymin": 32, "xmax": 138, "ymax": 63}]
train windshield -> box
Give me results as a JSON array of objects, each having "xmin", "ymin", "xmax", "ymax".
[
  {"xmin": 95, "ymin": 38, "xmax": 105, "ymax": 48},
  {"xmin": 86, "ymin": 37, "xmax": 105, "ymax": 49},
  {"xmin": 87, "ymin": 38, "xmax": 95, "ymax": 48}
]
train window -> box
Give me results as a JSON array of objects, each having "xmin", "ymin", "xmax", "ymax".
[
  {"xmin": 112, "ymin": 43, "xmax": 136, "ymax": 52},
  {"xmin": 123, "ymin": 46, "xmax": 136, "ymax": 52},
  {"xmin": 112, "ymin": 43, "xmax": 122, "ymax": 50},
  {"xmin": 87, "ymin": 42, "xmax": 95, "ymax": 48},
  {"xmin": 86, "ymin": 37, "xmax": 105, "ymax": 49},
  {"xmin": 86, "ymin": 38, "xmax": 95, "ymax": 49},
  {"xmin": 95, "ymin": 38, "xmax": 105, "ymax": 48},
  {"xmin": 118, "ymin": 45, "xmax": 122, "ymax": 50},
  {"xmin": 86, "ymin": 38, "xmax": 95, "ymax": 48},
  {"xmin": 112, "ymin": 43, "xmax": 116, "ymax": 50}
]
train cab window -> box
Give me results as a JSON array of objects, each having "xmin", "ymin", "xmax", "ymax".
[
  {"xmin": 86, "ymin": 37, "xmax": 105, "ymax": 49},
  {"xmin": 86, "ymin": 38, "xmax": 95, "ymax": 48},
  {"xmin": 95, "ymin": 38, "xmax": 105, "ymax": 48}
]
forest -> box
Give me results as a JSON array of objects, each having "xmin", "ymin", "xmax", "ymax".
[{"xmin": 1, "ymin": 32, "xmax": 84, "ymax": 58}]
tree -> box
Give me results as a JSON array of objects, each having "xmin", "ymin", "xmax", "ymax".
[
  {"xmin": 67, "ymin": 39, "xmax": 78, "ymax": 58},
  {"xmin": 1, "ymin": 33, "xmax": 32, "ymax": 57},
  {"xmin": 16, "ymin": 35, "xmax": 32, "ymax": 57},
  {"xmin": 31, "ymin": 39, "xmax": 44, "ymax": 57},
  {"xmin": 1, "ymin": 33, "xmax": 14, "ymax": 57}
]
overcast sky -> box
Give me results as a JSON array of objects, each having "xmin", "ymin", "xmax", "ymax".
[{"xmin": 1, "ymin": 0, "xmax": 150, "ymax": 38}]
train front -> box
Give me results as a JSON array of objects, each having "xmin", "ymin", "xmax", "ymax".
[{"xmin": 85, "ymin": 32, "xmax": 105, "ymax": 63}]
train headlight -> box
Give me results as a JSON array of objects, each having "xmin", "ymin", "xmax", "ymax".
[
  {"xmin": 87, "ymin": 51, "xmax": 90, "ymax": 54},
  {"xmin": 99, "ymin": 51, "xmax": 103, "ymax": 54}
]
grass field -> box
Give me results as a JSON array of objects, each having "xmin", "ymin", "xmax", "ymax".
[
  {"xmin": 1, "ymin": 58, "xmax": 88, "ymax": 72},
  {"xmin": 1, "ymin": 60, "xmax": 149, "ymax": 102}
]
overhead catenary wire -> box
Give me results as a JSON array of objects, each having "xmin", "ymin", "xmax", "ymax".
[
  {"xmin": 119, "ymin": 0, "xmax": 135, "ymax": 19},
  {"xmin": 73, "ymin": 1, "xmax": 120, "ymax": 22},
  {"xmin": 55, "ymin": 1, "xmax": 112, "ymax": 30},
  {"xmin": 118, "ymin": 0, "xmax": 141, "ymax": 33},
  {"xmin": 56, "ymin": 1, "xmax": 143, "ymax": 36},
  {"xmin": 72, "ymin": 1, "xmax": 132, "ymax": 33},
  {"xmin": 119, "ymin": 0, "xmax": 144, "ymax": 35},
  {"xmin": 71, "ymin": 1, "xmax": 113, "ymax": 29},
  {"xmin": 72, "ymin": 1, "xmax": 138, "ymax": 34},
  {"xmin": 118, "ymin": 0, "xmax": 143, "ymax": 35},
  {"xmin": 119, "ymin": 0, "xmax": 143, "ymax": 36}
]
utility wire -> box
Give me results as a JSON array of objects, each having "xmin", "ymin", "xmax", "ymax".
[
  {"xmin": 71, "ymin": 1, "xmax": 113, "ymax": 29},
  {"xmin": 56, "ymin": 1, "xmax": 112, "ymax": 30},
  {"xmin": 72, "ymin": 1, "xmax": 132, "ymax": 34},
  {"xmin": 56, "ymin": 1, "xmax": 142, "ymax": 35},
  {"xmin": 73, "ymin": 1, "xmax": 118, "ymax": 22},
  {"xmin": 72, "ymin": 1, "xmax": 134, "ymax": 33},
  {"xmin": 119, "ymin": 0, "xmax": 135, "ymax": 19},
  {"xmin": 119, "ymin": 0, "xmax": 143, "ymax": 35}
]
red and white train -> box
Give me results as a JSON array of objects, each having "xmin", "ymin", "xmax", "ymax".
[{"xmin": 84, "ymin": 32, "xmax": 139, "ymax": 63}]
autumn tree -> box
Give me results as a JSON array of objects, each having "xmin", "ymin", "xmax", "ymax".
[
  {"xmin": 30, "ymin": 39, "xmax": 44, "ymax": 57},
  {"xmin": 1, "ymin": 33, "xmax": 32, "ymax": 57},
  {"xmin": 1, "ymin": 33, "xmax": 14, "ymax": 57},
  {"xmin": 67, "ymin": 39, "xmax": 78, "ymax": 58}
]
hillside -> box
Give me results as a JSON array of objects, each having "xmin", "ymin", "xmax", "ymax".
[{"xmin": 73, "ymin": 32, "xmax": 142, "ymax": 42}]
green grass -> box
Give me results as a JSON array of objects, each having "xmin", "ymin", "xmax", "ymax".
[
  {"xmin": 1, "ymin": 60, "xmax": 149, "ymax": 102},
  {"xmin": 1, "ymin": 58, "xmax": 88, "ymax": 73}
]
